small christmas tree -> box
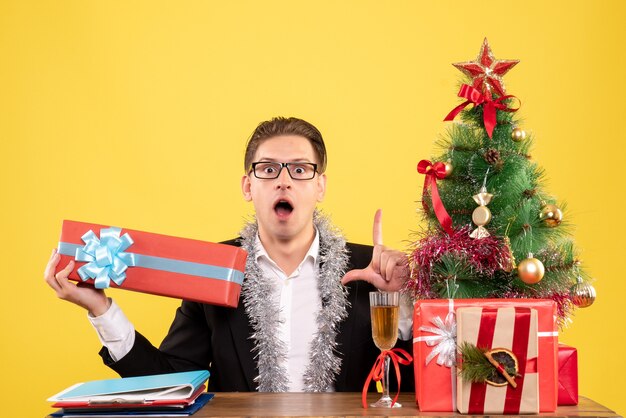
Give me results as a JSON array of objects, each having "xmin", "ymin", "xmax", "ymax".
[{"xmin": 406, "ymin": 39, "xmax": 596, "ymax": 325}]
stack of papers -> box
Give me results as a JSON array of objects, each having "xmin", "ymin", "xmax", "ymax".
[{"xmin": 47, "ymin": 370, "xmax": 212, "ymax": 417}]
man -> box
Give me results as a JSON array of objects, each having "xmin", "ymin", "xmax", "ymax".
[{"xmin": 45, "ymin": 117, "xmax": 413, "ymax": 392}]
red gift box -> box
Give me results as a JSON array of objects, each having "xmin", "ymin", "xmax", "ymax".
[
  {"xmin": 55, "ymin": 220, "xmax": 247, "ymax": 307},
  {"xmin": 558, "ymin": 344, "xmax": 578, "ymax": 405},
  {"xmin": 413, "ymin": 299, "xmax": 558, "ymax": 412},
  {"xmin": 456, "ymin": 306, "xmax": 539, "ymax": 414}
]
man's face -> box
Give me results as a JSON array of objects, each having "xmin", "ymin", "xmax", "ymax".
[{"xmin": 241, "ymin": 135, "xmax": 326, "ymax": 243}]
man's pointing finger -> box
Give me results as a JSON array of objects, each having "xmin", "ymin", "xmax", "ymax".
[{"xmin": 373, "ymin": 209, "xmax": 383, "ymax": 246}]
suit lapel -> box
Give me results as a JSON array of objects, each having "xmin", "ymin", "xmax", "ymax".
[{"xmin": 226, "ymin": 299, "xmax": 257, "ymax": 391}]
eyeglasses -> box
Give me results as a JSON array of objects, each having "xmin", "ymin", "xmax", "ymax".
[{"xmin": 250, "ymin": 162, "xmax": 318, "ymax": 180}]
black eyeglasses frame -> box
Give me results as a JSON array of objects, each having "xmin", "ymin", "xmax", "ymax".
[{"xmin": 250, "ymin": 162, "xmax": 318, "ymax": 180}]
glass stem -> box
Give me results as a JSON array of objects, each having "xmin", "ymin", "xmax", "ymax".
[{"xmin": 383, "ymin": 354, "xmax": 391, "ymax": 400}]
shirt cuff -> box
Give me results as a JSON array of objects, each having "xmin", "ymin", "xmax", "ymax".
[
  {"xmin": 88, "ymin": 298, "xmax": 135, "ymax": 362},
  {"xmin": 398, "ymin": 293, "xmax": 414, "ymax": 341}
]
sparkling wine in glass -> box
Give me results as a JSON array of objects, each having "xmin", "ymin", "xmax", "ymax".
[{"xmin": 369, "ymin": 291, "xmax": 401, "ymax": 408}]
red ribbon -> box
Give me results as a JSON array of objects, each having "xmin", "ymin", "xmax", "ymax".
[
  {"xmin": 417, "ymin": 160, "xmax": 453, "ymax": 235},
  {"xmin": 525, "ymin": 356, "xmax": 537, "ymax": 373},
  {"xmin": 444, "ymin": 84, "xmax": 520, "ymax": 139},
  {"xmin": 361, "ymin": 348, "xmax": 413, "ymax": 409},
  {"xmin": 467, "ymin": 307, "xmax": 534, "ymax": 414},
  {"xmin": 495, "ymin": 363, "xmax": 506, "ymax": 376}
]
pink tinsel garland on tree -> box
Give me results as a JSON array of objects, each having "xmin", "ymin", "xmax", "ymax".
[
  {"xmin": 406, "ymin": 226, "xmax": 574, "ymax": 325},
  {"xmin": 406, "ymin": 226, "xmax": 513, "ymax": 299}
]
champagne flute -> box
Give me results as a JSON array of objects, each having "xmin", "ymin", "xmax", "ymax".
[{"xmin": 369, "ymin": 291, "xmax": 401, "ymax": 408}]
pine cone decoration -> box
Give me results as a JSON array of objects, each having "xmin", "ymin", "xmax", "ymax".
[{"xmin": 484, "ymin": 148, "xmax": 502, "ymax": 166}]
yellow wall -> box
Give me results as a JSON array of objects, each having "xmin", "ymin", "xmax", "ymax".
[{"xmin": 1, "ymin": 1, "xmax": 624, "ymax": 416}]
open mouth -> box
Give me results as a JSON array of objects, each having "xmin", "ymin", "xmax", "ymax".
[{"xmin": 274, "ymin": 200, "xmax": 294, "ymax": 218}]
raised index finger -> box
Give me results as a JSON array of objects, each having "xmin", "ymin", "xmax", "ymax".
[{"xmin": 373, "ymin": 209, "xmax": 383, "ymax": 246}]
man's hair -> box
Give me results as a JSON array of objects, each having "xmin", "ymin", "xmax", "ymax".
[{"xmin": 244, "ymin": 117, "xmax": 327, "ymax": 174}]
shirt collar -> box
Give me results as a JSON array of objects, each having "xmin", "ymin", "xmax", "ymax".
[{"xmin": 255, "ymin": 228, "xmax": 320, "ymax": 266}]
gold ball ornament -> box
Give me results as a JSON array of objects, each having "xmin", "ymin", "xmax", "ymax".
[
  {"xmin": 518, "ymin": 256, "xmax": 545, "ymax": 284},
  {"xmin": 540, "ymin": 204, "xmax": 563, "ymax": 227},
  {"xmin": 511, "ymin": 127, "xmax": 526, "ymax": 142},
  {"xmin": 443, "ymin": 161, "xmax": 454, "ymax": 178},
  {"xmin": 570, "ymin": 276, "xmax": 596, "ymax": 308}
]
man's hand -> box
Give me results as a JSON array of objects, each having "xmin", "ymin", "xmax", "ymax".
[
  {"xmin": 341, "ymin": 209, "xmax": 410, "ymax": 291},
  {"xmin": 44, "ymin": 248, "xmax": 110, "ymax": 316}
]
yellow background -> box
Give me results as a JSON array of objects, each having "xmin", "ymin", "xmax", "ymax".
[{"xmin": 1, "ymin": 1, "xmax": 624, "ymax": 416}]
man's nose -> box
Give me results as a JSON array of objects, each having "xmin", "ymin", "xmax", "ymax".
[{"xmin": 275, "ymin": 166, "xmax": 292, "ymax": 188}]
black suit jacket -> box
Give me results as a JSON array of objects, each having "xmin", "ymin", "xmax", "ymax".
[{"xmin": 100, "ymin": 241, "xmax": 414, "ymax": 392}]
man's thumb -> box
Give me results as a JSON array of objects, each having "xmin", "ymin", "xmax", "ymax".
[{"xmin": 341, "ymin": 268, "xmax": 377, "ymax": 286}]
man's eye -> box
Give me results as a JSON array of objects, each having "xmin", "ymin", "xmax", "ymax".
[
  {"xmin": 263, "ymin": 166, "xmax": 276, "ymax": 174},
  {"xmin": 293, "ymin": 166, "xmax": 305, "ymax": 174}
]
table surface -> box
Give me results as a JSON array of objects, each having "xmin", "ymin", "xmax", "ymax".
[{"xmin": 125, "ymin": 392, "xmax": 621, "ymax": 418}]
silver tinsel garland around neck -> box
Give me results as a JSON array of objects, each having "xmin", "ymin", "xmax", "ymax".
[{"xmin": 239, "ymin": 211, "xmax": 350, "ymax": 392}]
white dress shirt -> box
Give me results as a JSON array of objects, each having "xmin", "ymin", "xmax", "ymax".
[
  {"xmin": 254, "ymin": 231, "xmax": 321, "ymax": 391},
  {"xmin": 88, "ymin": 298, "xmax": 135, "ymax": 361}
]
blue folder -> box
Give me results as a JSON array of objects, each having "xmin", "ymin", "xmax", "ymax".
[{"xmin": 48, "ymin": 371, "xmax": 210, "ymax": 403}]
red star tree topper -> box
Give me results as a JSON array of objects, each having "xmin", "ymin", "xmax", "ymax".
[{"xmin": 453, "ymin": 38, "xmax": 519, "ymax": 97}]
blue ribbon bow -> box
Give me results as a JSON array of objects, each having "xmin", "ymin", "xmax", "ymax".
[{"xmin": 75, "ymin": 227, "xmax": 136, "ymax": 289}]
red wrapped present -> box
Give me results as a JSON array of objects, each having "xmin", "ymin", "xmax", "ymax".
[
  {"xmin": 55, "ymin": 220, "xmax": 247, "ymax": 307},
  {"xmin": 456, "ymin": 306, "xmax": 539, "ymax": 414},
  {"xmin": 413, "ymin": 299, "xmax": 557, "ymax": 412},
  {"xmin": 558, "ymin": 344, "xmax": 578, "ymax": 405}
]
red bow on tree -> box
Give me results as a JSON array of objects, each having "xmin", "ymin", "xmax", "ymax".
[
  {"xmin": 417, "ymin": 160, "xmax": 453, "ymax": 235},
  {"xmin": 444, "ymin": 84, "xmax": 519, "ymax": 139}
]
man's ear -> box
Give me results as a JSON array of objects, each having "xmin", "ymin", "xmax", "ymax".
[
  {"xmin": 241, "ymin": 175, "xmax": 253, "ymax": 201},
  {"xmin": 316, "ymin": 173, "xmax": 327, "ymax": 202}
]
